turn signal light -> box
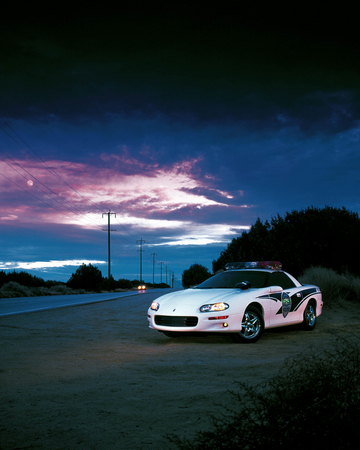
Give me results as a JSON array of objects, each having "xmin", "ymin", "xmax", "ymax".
[{"xmin": 208, "ymin": 315, "xmax": 229, "ymax": 320}]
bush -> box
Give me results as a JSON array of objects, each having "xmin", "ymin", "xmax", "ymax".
[
  {"xmin": 300, "ymin": 266, "xmax": 360, "ymax": 305},
  {"xmin": 49, "ymin": 284, "xmax": 74, "ymax": 295},
  {"xmin": 0, "ymin": 282, "xmax": 32, "ymax": 298},
  {"xmin": 169, "ymin": 336, "xmax": 360, "ymax": 449}
]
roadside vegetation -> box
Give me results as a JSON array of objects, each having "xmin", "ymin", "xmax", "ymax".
[
  {"xmin": 4, "ymin": 205, "xmax": 360, "ymax": 298},
  {"xmin": 0, "ymin": 266, "xmax": 170, "ymax": 298},
  {"xmin": 300, "ymin": 266, "xmax": 360, "ymax": 306},
  {"xmin": 169, "ymin": 336, "xmax": 360, "ymax": 449}
]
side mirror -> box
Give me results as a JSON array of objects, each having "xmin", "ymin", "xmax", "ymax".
[
  {"xmin": 269, "ymin": 285, "xmax": 283, "ymax": 293},
  {"xmin": 235, "ymin": 281, "xmax": 252, "ymax": 290}
]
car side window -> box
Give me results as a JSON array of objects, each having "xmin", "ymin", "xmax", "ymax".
[{"xmin": 269, "ymin": 272, "xmax": 296, "ymax": 289}]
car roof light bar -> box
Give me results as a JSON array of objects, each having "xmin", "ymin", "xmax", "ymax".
[{"xmin": 225, "ymin": 261, "xmax": 282, "ymax": 271}]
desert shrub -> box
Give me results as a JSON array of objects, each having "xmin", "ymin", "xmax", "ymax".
[
  {"xmin": 0, "ymin": 281, "xmax": 32, "ymax": 298},
  {"xmin": 169, "ymin": 337, "xmax": 360, "ymax": 450},
  {"xmin": 49, "ymin": 284, "xmax": 74, "ymax": 295},
  {"xmin": 300, "ymin": 266, "xmax": 360, "ymax": 305},
  {"xmin": 31, "ymin": 286, "xmax": 52, "ymax": 296}
]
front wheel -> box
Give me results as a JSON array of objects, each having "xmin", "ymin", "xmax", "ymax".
[
  {"xmin": 303, "ymin": 301, "xmax": 316, "ymax": 330},
  {"xmin": 231, "ymin": 306, "xmax": 264, "ymax": 343}
]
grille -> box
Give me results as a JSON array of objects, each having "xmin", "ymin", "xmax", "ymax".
[{"xmin": 155, "ymin": 315, "xmax": 198, "ymax": 327}]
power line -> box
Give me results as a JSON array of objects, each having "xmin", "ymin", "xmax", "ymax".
[
  {"xmin": 0, "ymin": 118, "xmax": 147, "ymax": 280},
  {"xmin": 0, "ymin": 119, "xmax": 137, "ymax": 241},
  {"xmin": 0, "ymin": 118, "xmax": 105, "ymax": 215},
  {"xmin": 0, "ymin": 150, "xmax": 88, "ymax": 217},
  {"xmin": 0, "ymin": 170, "xmax": 68, "ymax": 215}
]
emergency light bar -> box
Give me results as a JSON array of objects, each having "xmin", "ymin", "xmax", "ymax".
[{"xmin": 225, "ymin": 261, "xmax": 282, "ymax": 271}]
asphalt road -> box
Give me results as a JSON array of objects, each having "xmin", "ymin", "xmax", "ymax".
[{"xmin": 0, "ymin": 289, "xmax": 174, "ymax": 317}]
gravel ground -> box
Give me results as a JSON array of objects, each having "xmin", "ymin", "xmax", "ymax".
[{"xmin": 1, "ymin": 291, "xmax": 359, "ymax": 450}]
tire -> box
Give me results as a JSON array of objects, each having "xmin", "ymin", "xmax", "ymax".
[
  {"xmin": 231, "ymin": 306, "xmax": 264, "ymax": 343},
  {"xmin": 303, "ymin": 301, "xmax": 316, "ymax": 331}
]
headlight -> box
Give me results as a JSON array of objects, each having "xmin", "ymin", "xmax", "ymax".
[
  {"xmin": 150, "ymin": 301, "xmax": 160, "ymax": 311},
  {"xmin": 200, "ymin": 302, "xmax": 229, "ymax": 312}
]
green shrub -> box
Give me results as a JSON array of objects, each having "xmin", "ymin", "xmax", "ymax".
[{"xmin": 169, "ymin": 336, "xmax": 360, "ymax": 449}]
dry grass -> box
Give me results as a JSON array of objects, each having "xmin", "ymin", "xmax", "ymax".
[
  {"xmin": 299, "ymin": 266, "xmax": 360, "ymax": 305},
  {"xmin": 0, "ymin": 281, "xmax": 85, "ymax": 298}
]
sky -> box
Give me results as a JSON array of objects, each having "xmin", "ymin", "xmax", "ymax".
[{"xmin": 1, "ymin": 3, "xmax": 359, "ymax": 285}]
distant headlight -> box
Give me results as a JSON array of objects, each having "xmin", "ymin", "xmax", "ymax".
[
  {"xmin": 200, "ymin": 302, "xmax": 229, "ymax": 312},
  {"xmin": 150, "ymin": 301, "xmax": 160, "ymax": 311}
]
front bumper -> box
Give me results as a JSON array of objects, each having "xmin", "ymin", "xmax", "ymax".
[{"xmin": 147, "ymin": 312, "xmax": 242, "ymax": 333}]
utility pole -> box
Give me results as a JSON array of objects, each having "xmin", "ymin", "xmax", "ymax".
[
  {"xmin": 137, "ymin": 239, "xmax": 146, "ymax": 283},
  {"xmin": 159, "ymin": 261, "xmax": 164, "ymax": 284},
  {"xmin": 151, "ymin": 253, "xmax": 157, "ymax": 285},
  {"xmin": 102, "ymin": 211, "xmax": 116, "ymax": 289}
]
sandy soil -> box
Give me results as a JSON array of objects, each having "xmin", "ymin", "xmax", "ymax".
[{"xmin": 1, "ymin": 291, "xmax": 360, "ymax": 450}]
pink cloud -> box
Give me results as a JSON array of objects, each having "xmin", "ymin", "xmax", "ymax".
[
  {"xmin": 1, "ymin": 214, "xmax": 18, "ymax": 221},
  {"xmin": 0, "ymin": 154, "xmax": 249, "ymax": 247}
]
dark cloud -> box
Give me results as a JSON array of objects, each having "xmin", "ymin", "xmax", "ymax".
[
  {"xmin": 2, "ymin": 4, "xmax": 359, "ymax": 130},
  {"xmin": 1, "ymin": 4, "xmax": 360, "ymax": 281}
]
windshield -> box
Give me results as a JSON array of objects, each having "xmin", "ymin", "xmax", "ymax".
[{"xmin": 197, "ymin": 270, "xmax": 270, "ymax": 289}]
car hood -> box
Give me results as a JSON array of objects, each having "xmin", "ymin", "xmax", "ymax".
[{"xmin": 150, "ymin": 288, "xmax": 262, "ymax": 315}]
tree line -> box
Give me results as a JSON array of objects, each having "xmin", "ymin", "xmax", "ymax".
[
  {"xmin": 0, "ymin": 264, "xmax": 170, "ymax": 292},
  {"xmin": 181, "ymin": 206, "xmax": 360, "ymax": 287},
  {"xmin": 212, "ymin": 206, "xmax": 360, "ymax": 277},
  {"xmin": 3, "ymin": 206, "xmax": 359, "ymax": 291}
]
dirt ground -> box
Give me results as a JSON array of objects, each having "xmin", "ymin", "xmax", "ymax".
[{"xmin": 1, "ymin": 291, "xmax": 360, "ymax": 450}]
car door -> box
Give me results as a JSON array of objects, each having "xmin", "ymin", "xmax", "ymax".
[{"xmin": 269, "ymin": 272, "xmax": 303, "ymax": 326}]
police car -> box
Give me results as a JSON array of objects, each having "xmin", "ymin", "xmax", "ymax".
[{"xmin": 147, "ymin": 261, "xmax": 323, "ymax": 343}]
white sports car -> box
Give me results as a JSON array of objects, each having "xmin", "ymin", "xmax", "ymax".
[{"xmin": 147, "ymin": 261, "xmax": 323, "ymax": 343}]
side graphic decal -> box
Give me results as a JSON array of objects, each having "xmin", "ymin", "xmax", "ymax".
[
  {"xmin": 258, "ymin": 286, "xmax": 318, "ymax": 316},
  {"xmin": 281, "ymin": 292, "xmax": 291, "ymax": 318}
]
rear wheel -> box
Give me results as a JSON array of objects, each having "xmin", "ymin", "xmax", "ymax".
[
  {"xmin": 231, "ymin": 306, "xmax": 264, "ymax": 343},
  {"xmin": 303, "ymin": 301, "xmax": 316, "ymax": 330}
]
